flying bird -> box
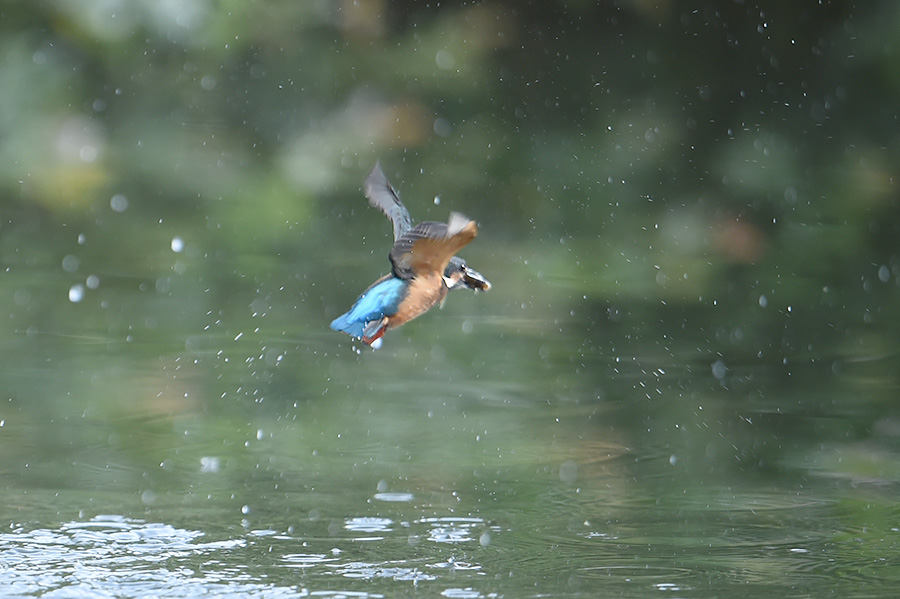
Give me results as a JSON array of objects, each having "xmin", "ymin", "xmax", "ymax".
[{"xmin": 330, "ymin": 162, "xmax": 490, "ymax": 345}]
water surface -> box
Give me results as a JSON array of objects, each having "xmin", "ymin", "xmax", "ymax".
[{"xmin": 2, "ymin": 312, "xmax": 898, "ymax": 597}]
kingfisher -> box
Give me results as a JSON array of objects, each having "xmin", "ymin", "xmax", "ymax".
[{"xmin": 330, "ymin": 162, "xmax": 491, "ymax": 345}]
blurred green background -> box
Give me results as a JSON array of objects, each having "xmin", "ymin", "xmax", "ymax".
[
  {"xmin": 2, "ymin": 1, "xmax": 900, "ymax": 596},
  {"xmin": 3, "ymin": 0, "xmax": 899, "ymax": 356}
]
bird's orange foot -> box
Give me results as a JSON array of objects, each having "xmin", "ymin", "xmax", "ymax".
[{"xmin": 362, "ymin": 327, "xmax": 386, "ymax": 345}]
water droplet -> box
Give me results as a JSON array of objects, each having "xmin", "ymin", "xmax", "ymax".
[
  {"xmin": 559, "ymin": 460, "xmax": 578, "ymax": 484},
  {"xmin": 68, "ymin": 284, "xmax": 84, "ymax": 303},
  {"xmin": 61, "ymin": 254, "xmax": 80, "ymax": 273},
  {"xmin": 711, "ymin": 359, "xmax": 727, "ymax": 380},
  {"xmin": 110, "ymin": 194, "xmax": 128, "ymax": 212},
  {"xmin": 200, "ymin": 456, "xmax": 220, "ymax": 473},
  {"xmin": 433, "ymin": 118, "xmax": 451, "ymax": 137},
  {"xmin": 435, "ymin": 49, "xmax": 455, "ymax": 70},
  {"xmin": 79, "ymin": 145, "xmax": 98, "ymax": 163}
]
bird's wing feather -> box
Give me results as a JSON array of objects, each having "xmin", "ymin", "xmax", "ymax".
[
  {"xmin": 364, "ymin": 161, "xmax": 413, "ymax": 241},
  {"xmin": 390, "ymin": 212, "xmax": 477, "ymax": 279}
]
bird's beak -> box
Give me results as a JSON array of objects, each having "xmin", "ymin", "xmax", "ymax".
[{"xmin": 462, "ymin": 267, "xmax": 491, "ymax": 292}]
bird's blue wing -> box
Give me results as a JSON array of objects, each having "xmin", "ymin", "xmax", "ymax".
[{"xmin": 330, "ymin": 276, "xmax": 407, "ymax": 338}]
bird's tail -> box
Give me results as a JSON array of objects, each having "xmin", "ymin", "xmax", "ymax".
[{"xmin": 330, "ymin": 313, "xmax": 366, "ymax": 338}]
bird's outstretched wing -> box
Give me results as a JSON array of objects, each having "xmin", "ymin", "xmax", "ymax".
[
  {"xmin": 390, "ymin": 212, "xmax": 477, "ymax": 280},
  {"xmin": 364, "ymin": 161, "xmax": 413, "ymax": 242}
]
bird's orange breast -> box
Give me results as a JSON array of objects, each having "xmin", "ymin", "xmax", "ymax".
[{"xmin": 387, "ymin": 273, "xmax": 448, "ymax": 329}]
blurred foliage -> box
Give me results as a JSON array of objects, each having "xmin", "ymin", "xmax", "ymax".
[
  {"xmin": 1, "ymin": 0, "xmax": 900, "ymax": 478},
  {"xmin": 1, "ymin": 3, "xmax": 897, "ymax": 295}
]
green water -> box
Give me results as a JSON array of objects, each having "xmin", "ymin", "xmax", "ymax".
[
  {"xmin": 2, "ymin": 279, "xmax": 899, "ymax": 597},
  {"xmin": 3, "ymin": 1, "xmax": 900, "ymax": 596}
]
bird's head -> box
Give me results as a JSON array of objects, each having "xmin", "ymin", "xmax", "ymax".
[{"xmin": 443, "ymin": 256, "xmax": 491, "ymax": 292}]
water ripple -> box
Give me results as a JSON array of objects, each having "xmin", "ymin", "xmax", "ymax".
[
  {"xmin": 330, "ymin": 561, "xmax": 436, "ymax": 582},
  {"xmin": 0, "ymin": 515, "xmax": 292, "ymax": 598},
  {"xmin": 281, "ymin": 553, "xmax": 340, "ymax": 568},
  {"xmin": 343, "ymin": 517, "xmax": 393, "ymax": 533},
  {"xmin": 416, "ymin": 516, "xmax": 495, "ymax": 544}
]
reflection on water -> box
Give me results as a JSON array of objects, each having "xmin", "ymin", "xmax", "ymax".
[
  {"xmin": 0, "ymin": 509, "xmax": 498, "ymax": 596},
  {"xmin": 2, "ymin": 313, "xmax": 900, "ymax": 599},
  {"xmin": 2, "ymin": 321, "xmax": 900, "ymax": 598},
  {"xmin": 0, "ymin": 515, "xmax": 270, "ymax": 598},
  {"xmin": 4, "ymin": 473, "xmax": 899, "ymax": 598}
]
